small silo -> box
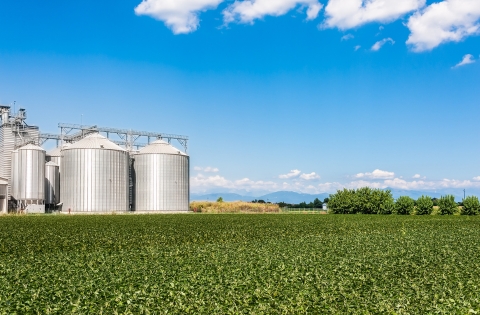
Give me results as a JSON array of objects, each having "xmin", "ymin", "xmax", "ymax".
[
  {"xmin": 14, "ymin": 144, "xmax": 46, "ymax": 212},
  {"xmin": 61, "ymin": 133, "xmax": 129, "ymax": 212},
  {"xmin": 45, "ymin": 161, "xmax": 60, "ymax": 210},
  {"xmin": 133, "ymin": 140, "xmax": 189, "ymax": 212},
  {"xmin": 46, "ymin": 143, "xmax": 70, "ymax": 170},
  {"xmin": 10, "ymin": 149, "xmax": 19, "ymax": 200}
]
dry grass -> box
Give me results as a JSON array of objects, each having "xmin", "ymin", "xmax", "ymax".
[{"xmin": 190, "ymin": 201, "xmax": 280, "ymax": 213}]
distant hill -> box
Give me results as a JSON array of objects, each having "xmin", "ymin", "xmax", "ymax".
[
  {"xmin": 192, "ymin": 188, "xmax": 480, "ymax": 204},
  {"xmin": 191, "ymin": 191, "xmax": 328, "ymax": 204}
]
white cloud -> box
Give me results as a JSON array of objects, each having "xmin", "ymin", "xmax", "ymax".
[
  {"xmin": 355, "ymin": 169, "xmax": 395, "ymax": 179},
  {"xmin": 300, "ymin": 172, "xmax": 321, "ymax": 180},
  {"xmin": 452, "ymin": 54, "xmax": 476, "ymax": 68},
  {"xmin": 134, "ymin": 0, "xmax": 223, "ymax": 34},
  {"xmin": 354, "ymin": 45, "xmax": 361, "ymax": 51},
  {"xmin": 371, "ymin": 37, "xmax": 395, "ymax": 51},
  {"xmin": 323, "ymin": 0, "xmax": 425, "ymax": 30},
  {"xmin": 279, "ymin": 169, "xmax": 301, "ymax": 179},
  {"xmin": 341, "ymin": 33, "xmax": 354, "ymax": 41},
  {"xmin": 406, "ymin": 0, "xmax": 480, "ymax": 52},
  {"xmin": 473, "ymin": 176, "xmax": 480, "ymax": 181},
  {"xmin": 412, "ymin": 174, "xmax": 421, "ymax": 179},
  {"xmin": 194, "ymin": 166, "xmax": 220, "ymax": 173},
  {"xmin": 191, "ymin": 173, "xmax": 281, "ymax": 193},
  {"xmin": 223, "ymin": 0, "xmax": 322, "ymax": 24}
]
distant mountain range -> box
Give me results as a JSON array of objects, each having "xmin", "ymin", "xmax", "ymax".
[
  {"xmin": 191, "ymin": 191, "xmax": 328, "ymax": 204},
  {"xmin": 191, "ymin": 188, "xmax": 480, "ymax": 204}
]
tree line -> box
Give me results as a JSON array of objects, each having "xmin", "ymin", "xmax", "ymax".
[{"xmin": 327, "ymin": 187, "xmax": 480, "ymax": 215}]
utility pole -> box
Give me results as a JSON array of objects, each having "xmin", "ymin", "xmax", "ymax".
[{"xmin": 463, "ymin": 189, "xmax": 466, "ymax": 199}]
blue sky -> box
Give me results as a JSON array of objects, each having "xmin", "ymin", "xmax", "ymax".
[{"xmin": 1, "ymin": 0, "xmax": 479, "ymax": 195}]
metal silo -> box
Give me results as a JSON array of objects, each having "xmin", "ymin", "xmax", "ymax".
[
  {"xmin": 14, "ymin": 144, "xmax": 45, "ymax": 212},
  {"xmin": 45, "ymin": 161, "xmax": 59, "ymax": 210},
  {"xmin": 61, "ymin": 133, "xmax": 129, "ymax": 212},
  {"xmin": 10, "ymin": 150, "xmax": 19, "ymax": 200},
  {"xmin": 133, "ymin": 140, "xmax": 189, "ymax": 212},
  {"xmin": 46, "ymin": 143, "xmax": 70, "ymax": 169}
]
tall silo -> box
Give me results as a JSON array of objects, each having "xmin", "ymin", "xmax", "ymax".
[
  {"xmin": 133, "ymin": 140, "xmax": 189, "ymax": 212},
  {"xmin": 10, "ymin": 150, "xmax": 19, "ymax": 200},
  {"xmin": 14, "ymin": 144, "xmax": 45, "ymax": 212},
  {"xmin": 61, "ymin": 133, "xmax": 129, "ymax": 212},
  {"xmin": 45, "ymin": 161, "xmax": 60, "ymax": 211}
]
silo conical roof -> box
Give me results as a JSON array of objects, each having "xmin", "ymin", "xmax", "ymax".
[
  {"xmin": 46, "ymin": 143, "xmax": 71, "ymax": 157},
  {"xmin": 138, "ymin": 139, "xmax": 187, "ymax": 155},
  {"xmin": 45, "ymin": 161, "xmax": 59, "ymax": 167},
  {"xmin": 64, "ymin": 133, "xmax": 125, "ymax": 151},
  {"xmin": 18, "ymin": 143, "xmax": 45, "ymax": 151}
]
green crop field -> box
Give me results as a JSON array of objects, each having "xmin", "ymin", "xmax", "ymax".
[{"xmin": 1, "ymin": 214, "xmax": 480, "ymax": 314}]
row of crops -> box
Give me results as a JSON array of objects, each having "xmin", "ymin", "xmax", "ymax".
[
  {"xmin": 328, "ymin": 187, "xmax": 480, "ymax": 215},
  {"xmin": 1, "ymin": 214, "xmax": 480, "ymax": 313}
]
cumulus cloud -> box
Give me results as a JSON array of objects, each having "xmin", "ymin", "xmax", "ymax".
[
  {"xmin": 300, "ymin": 172, "xmax": 321, "ymax": 180},
  {"xmin": 194, "ymin": 166, "xmax": 220, "ymax": 173},
  {"xmin": 279, "ymin": 169, "xmax": 302, "ymax": 179},
  {"xmin": 355, "ymin": 169, "xmax": 395, "ymax": 179},
  {"xmin": 223, "ymin": 0, "xmax": 322, "ymax": 24},
  {"xmin": 452, "ymin": 54, "xmax": 476, "ymax": 68},
  {"xmin": 406, "ymin": 0, "xmax": 480, "ymax": 52},
  {"xmin": 191, "ymin": 173, "xmax": 282, "ymax": 193},
  {"xmin": 354, "ymin": 45, "xmax": 361, "ymax": 51},
  {"xmin": 473, "ymin": 176, "xmax": 480, "ymax": 181},
  {"xmin": 324, "ymin": 0, "xmax": 425, "ymax": 30},
  {"xmin": 371, "ymin": 37, "xmax": 395, "ymax": 51},
  {"xmin": 412, "ymin": 174, "xmax": 421, "ymax": 179},
  {"xmin": 341, "ymin": 33, "xmax": 354, "ymax": 41},
  {"xmin": 134, "ymin": 0, "xmax": 223, "ymax": 34}
]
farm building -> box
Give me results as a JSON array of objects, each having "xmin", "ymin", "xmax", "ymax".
[{"xmin": 0, "ymin": 104, "xmax": 189, "ymax": 213}]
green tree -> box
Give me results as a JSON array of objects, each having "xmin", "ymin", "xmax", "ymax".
[
  {"xmin": 328, "ymin": 189, "xmax": 357, "ymax": 214},
  {"xmin": 438, "ymin": 195, "xmax": 457, "ymax": 215},
  {"xmin": 328, "ymin": 187, "xmax": 394, "ymax": 214},
  {"xmin": 416, "ymin": 195, "xmax": 433, "ymax": 215},
  {"xmin": 313, "ymin": 198, "xmax": 322, "ymax": 208},
  {"xmin": 395, "ymin": 196, "xmax": 415, "ymax": 215},
  {"xmin": 216, "ymin": 197, "xmax": 223, "ymax": 203},
  {"xmin": 462, "ymin": 196, "xmax": 480, "ymax": 215}
]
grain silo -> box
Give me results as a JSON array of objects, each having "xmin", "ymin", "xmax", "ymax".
[
  {"xmin": 133, "ymin": 140, "xmax": 189, "ymax": 212},
  {"xmin": 10, "ymin": 150, "xmax": 19, "ymax": 200},
  {"xmin": 13, "ymin": 143, "xmax": 46, "ymax": 212},
  {"xmin": 45, "ymin": 161, "xmax": 60, "ymax": 211},
  {"xmin": 61, "ymin": 133, "xmax": 129, "ymax": 212},
  {"xmin": 46, "ymin": 143, "xmax": 70, "ymax": 170}
]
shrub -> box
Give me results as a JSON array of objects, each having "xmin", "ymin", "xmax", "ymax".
[
  {"xmin": 416, "ymin": 195, "xmax": 433, "ymax": 215},
  {"xmin": 395, "ymin": 196, "xmax": 415, "ymax": 215},
  {"xmin": 328, "ymin": 187, "xmax": 394, "ymax": 214},
  {"xmin": 438, "ymin": 195, "xmax": 458, "ymax": 215},
  {"xmin": 462, "ymin": 196, "xmax": 480, "ymax": 215},
  {"xmin": 328, "ymin": 189, "xmax": 357, "ymax": 214}
]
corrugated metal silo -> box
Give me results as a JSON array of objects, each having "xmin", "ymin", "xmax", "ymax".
[
  {"xmin": 46, "ymin": 143, "xmax": 70, "ymax": 169},
  {"xmin": 10, "ymin": 150, "xmax": 19, "ymax": 200},
  {"xmin": 15, "ymin": 144, "xmax": 45, "ymax": 207},
  {"xmin": 61, "ymin": 133, "xmax": 129, "ymax": 212},
  {"xmin": 45, "ymin": 161, "xmax": 60, "ymax": 206},
  {"xmin": 133, "ymin": 140, "xmax": 189, "ymax": 211}
]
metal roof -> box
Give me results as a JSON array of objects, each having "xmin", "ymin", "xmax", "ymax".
[
  {"xmin": 64, "ymin": 133, "xmax": 126, "ymax": 151},
  {"xmin": 46, "ymin": 143, "xmax": 71, "ymax": 157},
  {"xmin": 137, "ymin": 140, "xmax": 187, "ymax": 156},
  {"xmin": 18, "ymin": 143, "xmax": 45, "ymax": 151}
]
